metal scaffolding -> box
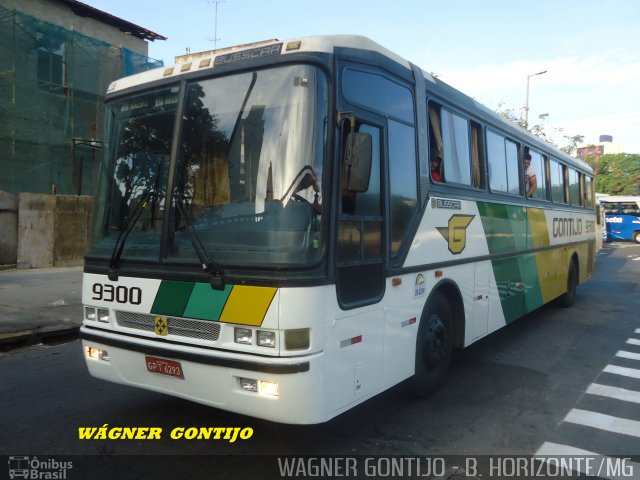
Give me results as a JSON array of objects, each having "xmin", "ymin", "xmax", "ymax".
[{"xmin": 0, "ymin": 5, "xmax": 163, "ymax": 195}]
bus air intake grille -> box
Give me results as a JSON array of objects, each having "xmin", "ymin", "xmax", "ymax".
[{"xmin": 115, "ymin": 311, "xmax": 221, "ymax": 341}]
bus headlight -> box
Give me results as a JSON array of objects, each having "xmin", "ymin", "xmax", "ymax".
[
  {"xmin": 234, "ymin": 328, "xmax": 252, "ymax": 345},
  {"xmin": 97, "ymin": 308, "xmax": 110, "ymax": 323},
  {"xmin": 239, "ymin": 378, "xmax": 258, "ymax": 392},
  {"xmin": 258, "ymin": 380, "xmax": 279, "ymax": 397},
  {"xmin": 257, "ymin": 330, "xmax": 276, "ymax": 348},
  {"xmin": 84, "ymin": 307, "xmax": 96, "ymax": 321},
  {"xmin": 85, "ymin": 346, "xmax": 110, "ymax": 362},
  {"xmin": 238, "ymin": 377, "xmax": 279, "ymax": 397}
]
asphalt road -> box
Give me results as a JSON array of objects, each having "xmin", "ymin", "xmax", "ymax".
[{"xmin": 1, "ymin": 243, "xmax": 639, "ymax": 479}]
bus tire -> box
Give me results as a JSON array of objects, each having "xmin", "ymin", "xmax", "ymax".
[
  {"xmin": 559, "ymin": 259, "xmax": 577, "ymax": 308},
  {"xmin": 634, "ymin": 232, "xmax": 640, "ymax": 244},
  {"xmin": 413, "ymin": 292, "xmax": 454, "ymax": 397}
]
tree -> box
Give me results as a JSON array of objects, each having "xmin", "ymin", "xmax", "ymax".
[
  {"xmin": 594, "ymin": 153, "xmax": 640, "ymax": 195},
  {"xmin": 495, "ymin": 103, "xmax": 581, "ymax": 153},
  {"xmin": 560, "ymin": 135, "xmax": 584, "ymax": 155}
]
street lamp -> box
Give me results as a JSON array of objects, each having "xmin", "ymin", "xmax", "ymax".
[
  {"xmin": 524, "ymin": 70, "xmax": 547, "ymax": 129},
  {"xmin": 72, "ymin": 138, "xmax": 104, "ymax": 196}
]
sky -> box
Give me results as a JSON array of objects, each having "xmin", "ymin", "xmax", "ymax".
[{"xmin": 82, "ymin": 0, "xmax": 640, "ymax": 153}]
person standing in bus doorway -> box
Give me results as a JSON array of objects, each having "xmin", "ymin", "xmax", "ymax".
[{"xmin": 524, "ymin": 153, "xmax": 537, "ymax": 197}]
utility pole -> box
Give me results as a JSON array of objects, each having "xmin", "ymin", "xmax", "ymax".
[{"xmin": 524, "ymin": 70, "xmax": 547, "ymax": 129}]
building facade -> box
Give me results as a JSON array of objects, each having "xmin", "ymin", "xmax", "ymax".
[
  {"xmin": 576, "ymin": 135, "xmax": 623, "ymax": 166},
  {"xmin": 0, "ymin": 0, "xmax": 165, "ymax": 196}
]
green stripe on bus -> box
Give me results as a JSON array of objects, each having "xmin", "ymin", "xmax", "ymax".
[
  {"xmin": 477, "ymin": 203, "xmax": 527, "ymax": 254},
  {"xmin": 183, "ymin": 283, "xmax": 233, "ymax": 321},
  {"xmin": 151, "ymin": 280, "xmax": 195, "ymax": 317},
  {"xmin": 477, "ymin": 202, "xmax": 545, "ymax": 323}
]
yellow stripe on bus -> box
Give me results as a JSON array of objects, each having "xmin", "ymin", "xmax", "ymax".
[
  {"xmin": 534, "ymin": 249, "xmax": 568, "ymax": 303},
  {"xmin": 219, "ymin": 286, "xmax": 278, "ymax": 326},
  {"xmin": 528, "ymin": 208, "xmax": 550, "ymax": 248}
]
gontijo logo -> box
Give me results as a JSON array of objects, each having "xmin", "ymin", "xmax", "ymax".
[{"xmin": 436, "ymin": 214, "xmax": 475, "ymax": 254}]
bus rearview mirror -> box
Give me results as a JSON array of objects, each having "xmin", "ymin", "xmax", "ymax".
[{"xmin": 343, "ymin": 132, "xmax": 372, "ymax": 192}]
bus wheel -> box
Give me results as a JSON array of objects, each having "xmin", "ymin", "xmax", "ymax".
[
  {"xmin": 413, "ymin": 292, "xmax": 453, "ymax": 397},
  {"xmin": 634, "ymin": 232, "xmax": 640, "ymax": 244},
  {"xmin": 559, "ymin": 259, "xmax": 577, "ymax": 308}
]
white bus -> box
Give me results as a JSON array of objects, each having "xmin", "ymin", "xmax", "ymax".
[{"xmin": 81, "ymin": 35, "xmax": 596, "ymax": 424}]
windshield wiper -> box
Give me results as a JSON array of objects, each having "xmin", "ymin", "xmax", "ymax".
[
  {"xmin": 174, "ymin": 192, "xmax": 226, "ymax": 290},
  {"xmin": 107, "ymin": 189, "xmax": 154, "ymax": 281}
]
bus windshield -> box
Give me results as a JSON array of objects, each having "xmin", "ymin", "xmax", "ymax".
[{"xmin": 90, "ymin": 64, "xmax": 328, "ymax": 268}]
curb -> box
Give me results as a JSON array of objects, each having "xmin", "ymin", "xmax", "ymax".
[{"xmin": 0, "ymin": 326, "xmax": 80, "ymax": 350}]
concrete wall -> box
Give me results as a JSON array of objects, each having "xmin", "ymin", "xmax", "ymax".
[
  {"xmin": 53, "ymin": 195, "xmax": 94, "ymax": 267},
  {"xmin": 0, "ymin": 191, "xmax": 18, "ymax": 266},
  {"xmin": 17, "ymin": 193, "xmax": 93, "ymax": 269}
]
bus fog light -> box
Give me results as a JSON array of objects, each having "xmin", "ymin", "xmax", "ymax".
[
  {"xmin": 239, "ymin": 378, "xmax": 258, "ymax": 392},
  {"xmin": 234, "ymin": 328, "xmax": 252, "ymax": 345},
  {"xmin": 97, "ymin": 308, "xmax": 110, "ymax": 323},
  {"xmin": 257, "ymin": 330, "xmax": 276, "ymax": 348},
  {"xmin": 258, "ymin": 380, "xmax": 279, "ymax": 397},
  {"xmin": 84, "ymin": 307, "xmax": 96, "ymax": 321},
  {"xmin": 86, "ymin": 346, "xmax": 110, "ymax": 362},
  {"xmin": 284, "ymin": 328, "xmax": 310, "ymax": 350}
]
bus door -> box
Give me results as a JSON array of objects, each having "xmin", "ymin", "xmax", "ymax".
[
  {"xmin": 603, "ymin": 202, "xmax": 622, "ymax": 240},
  {"xmin": 328, "ymin": 116, "xmax": 385, "ymax": 413},
  {"xmin": 335, "ymin": 119, "xmax": 384, "ymax": 308}
]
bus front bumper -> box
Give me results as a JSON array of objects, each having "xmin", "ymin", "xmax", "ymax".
[{"xmin": 80, "ymin": 326, "xmax": 326, "ymax": 424}]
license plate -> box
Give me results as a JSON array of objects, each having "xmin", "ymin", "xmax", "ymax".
[{"xmin": 145, "ymin": 356, "xmax": 184, "ymax": 379}]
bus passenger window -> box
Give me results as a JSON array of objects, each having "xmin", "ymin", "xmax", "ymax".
[
  {"xmin": 428, "ymin": 103, "xmax": 471, "ymax": 186},
  {"xmin": 621, "ymin": 203, "xmax": 640, "ymax": 215},
  {"xmin": 550, "ymin": 159, "xmax": 566, "ymax": 203},
  {"xmin": 388, "ymin": 120, "xmax": 417, "ymax": 256},
  {"xmin": 428, "ymin": 103, "xmax": 472, "ymax": 185},
  {"xmin": 471, "ymin": 123, "xmax": 483, "ymax": 188},
  {"xmin": 430, "ymin": 149, "xmax": 443, "ymax": 182},
  {"xmin": 583, "ymin": 176, "xmax": 594, "ymax": 207},
  {"xmin": 526, "ymin": 149, "xmax": 547, "ymax": 200},
  {"xmin": 568, "ymin": 168, "xmax": 580, "ymax": 206}
]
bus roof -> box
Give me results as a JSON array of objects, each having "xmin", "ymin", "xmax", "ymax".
[
  {"xmin": 106, "ymin": 34, "xmax": 591, "ymax": 175},
  {"xmin": 597, "ymin": 195, "xmax": 640, "ymax": 203},
  {"xmin": 107, "ymin": 35, "xmax": 409, "ymax": 93}
]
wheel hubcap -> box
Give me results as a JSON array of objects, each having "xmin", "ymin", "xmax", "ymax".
[{"xmin": 423, "ymin": 315, "xmax": 449, "ymax": 367}]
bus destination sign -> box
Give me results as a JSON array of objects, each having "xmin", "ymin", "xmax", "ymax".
[{"xmin": 214, "ymin": 43, "xmax": 283, "ymax": 66}]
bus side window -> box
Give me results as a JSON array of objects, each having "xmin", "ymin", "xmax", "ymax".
[
  {"xmin": 428, "ymin": 103, "xmax": 472, "ymax": 186},
  {"xmin": 428, "ymin": 104, "xmax": 444, "ymax": 182},
  {"xmin": 388, "ymin": 120, "xmax": 418, "ymax": 256},
  {"xmin": 471, "ymin": 123, "xmax": 483, "ymax": 188},
  {"xmin": 621, "ymin": 202, "xmax": 640, "ymax": 215},
  {"xmin": 550, "ymin": 159, "xmax": 566, "ymax": 204}
]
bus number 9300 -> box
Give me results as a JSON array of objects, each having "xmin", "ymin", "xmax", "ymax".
[{"xmin": 92, "ymin": 283, "xmax": 142, "ymax": 305}]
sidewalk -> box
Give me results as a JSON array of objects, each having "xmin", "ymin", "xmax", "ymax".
[{"xmin": 0, "ymin": 267, "xmax": 83, "ymax": 346}]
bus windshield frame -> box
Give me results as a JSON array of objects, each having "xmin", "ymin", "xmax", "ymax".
[{"xmin": 88, "ymin": 63, "xmax": 330, "ymax": 275}]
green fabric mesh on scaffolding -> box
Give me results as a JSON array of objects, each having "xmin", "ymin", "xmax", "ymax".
[{"xmin": 0, "ymin": 5, "xmax": 163, "ymax": 195}]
